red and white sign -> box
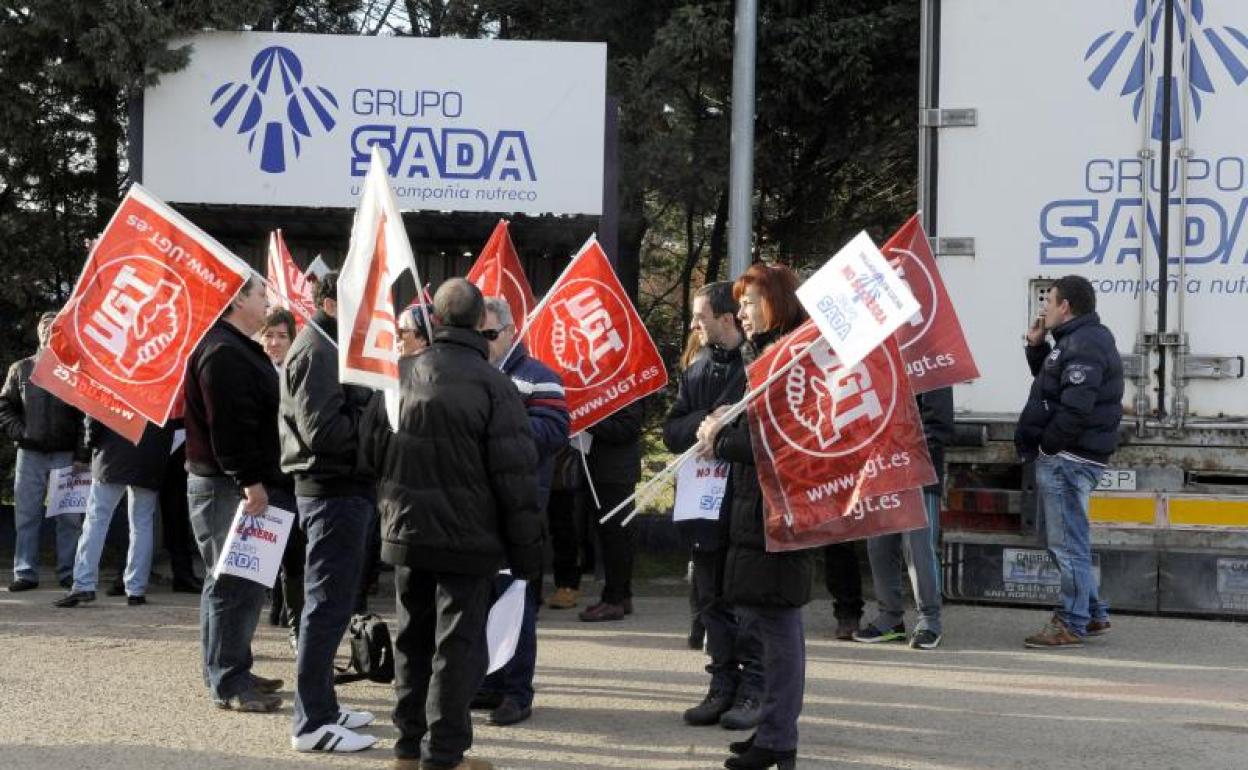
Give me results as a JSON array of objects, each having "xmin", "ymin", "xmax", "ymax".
[
  {"xmin": 524, "ymin": 237, "xmax": 667, "ymax": 434},
  {"xmin": 468, "ymin": 220, "xmax": 536, "ymax": 338},
  {"xmin": 266, "ymin": 229, "xmax": 316, "ymax": 327},
  {"xmin": 882, "ymin": 215, "xmax": 980, "ymax": 392},
  {"xmin": 46, "ymin": 184, "xmax": 249, "ymax": 426},
  {"xmin": 746, "ymin": 320, "xmax": 935, "ymax": 546},
  {"xmin": 338, "ymin": 146, "xmax": 420, "ymax": 430},
  {"xmin": 31, "ymin": 348, "xmax": 148, "ymax": 444}
]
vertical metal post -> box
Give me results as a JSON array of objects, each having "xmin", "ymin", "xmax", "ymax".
[
  {"xmin": 728, "ymin": 0, "xmax": 758, "ymax": 279},
  {"xmin": 917, "ymin": 0, "xmax": 937, "ymax": 226}
]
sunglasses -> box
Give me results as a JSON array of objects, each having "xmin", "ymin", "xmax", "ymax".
[{"xmin": 480, "ymin": 327, "xmax": 508, "ymax": 341}]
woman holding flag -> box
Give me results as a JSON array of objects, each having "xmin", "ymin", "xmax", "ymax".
[{"xmin": 696, "ymin": 263, "xmax": 812, "ymax": 770}]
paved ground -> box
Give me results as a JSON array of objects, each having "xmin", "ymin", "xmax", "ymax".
[{"xmin": 1, "ymin": 575, "xmax": 1246, "ymax": 770}]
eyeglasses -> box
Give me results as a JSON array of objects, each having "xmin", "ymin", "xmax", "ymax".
[{"xmin": 480, "ymin": 327, "xmax": 507, "ymax": 341}]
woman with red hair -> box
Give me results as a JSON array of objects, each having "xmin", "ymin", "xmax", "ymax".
[{"xmin": 697, "ymin": 263, "xmax": 813, "ymax": 770}]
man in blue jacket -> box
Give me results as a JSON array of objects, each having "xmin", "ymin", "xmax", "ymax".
[
  {"xmin": 1016, "ymin": 275, "xmax": 1123, "ymax": 648},
  {"xmin": 474, "ymin": 296, "xmax": 569, "ymax": 728}
]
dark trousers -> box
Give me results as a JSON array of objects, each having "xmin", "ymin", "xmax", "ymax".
[
  {"xmin": 393, "ymin": 565, "xmax": 492, "ymax": 767},
  {"xmin": 292, "ymin": 495, "xmax": 371, "ymax": 736},
  {"xmin": 823, "ymin": 541, "xmax": 864, "ymax": 621},
  {"xmin": 737, "ymin": 605, "xmax": 805, "ymax": 752},
  {"xmin": 589, "ymin": 482, "xmax": 636, "ymax": 604},
  {"xmin": 354, "ymin": 506, "xmax": 381, "ymax": 613},
  {"xmin": 480, "ymin": 572, "xmax": 540, "ymax": 708},
  {"xmin": 272, "ymin": 523, "xmax": 306, "ymax": 629},
  {"xmin": 158, "ymin": 451, "xmax": 197, "ymax": 581},
  {"xmin": 548, "ymin": 489, "xmax": 582, "ymax": 589},
  {"xmin": 692, "ymin": 550, "xmax": 764, "ymax": 696}
]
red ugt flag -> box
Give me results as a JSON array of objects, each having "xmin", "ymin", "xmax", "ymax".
[
  {"xmin": 746, "ymin": 320, "xmax": 936, "ymax": 549},
  {"xmin": 46, "ymin": 184, "xmax": 250, "ymax": 426},
  {"xmin": 467, "ymin": 220, "xmax": 537, "ymax": 338},
  {"xmin": 882, "ymin": 214, "xmax": 979, "ymax": 392},
  {"xmin": 31, "ymin": 348, "xmax": 147, "ymax": 444},
  {"xmin": 524, "ymin": 237, "xmax": 667, "ymax": 434},
  {"xmin": 266, "ymin": 229, "xmax": 316, "ymax": 328}
]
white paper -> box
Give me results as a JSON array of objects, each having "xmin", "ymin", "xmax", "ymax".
[
  {"xmin": 486, "ymin": 577, "xmax": 528, "ymax": 675},
  {"xmin": 212, "ymin": 502, "xmax": 297, "ymax": 587},
  {"xmin": 46, "ymin": 467, "xmax": 92, "ymax": 517},
  {"xmin": 797, "ymin": 231, "xmax": 921, "ymax": 370},
  {"xmin": 673, "ymin": 457, "xmax": 728, "ymax": 522}
]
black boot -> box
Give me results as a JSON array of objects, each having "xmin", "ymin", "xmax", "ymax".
[
  {"xmin": 729, "ymin": 734, "xmax": 755, "ymax": 755},
  {"xmin": 724, "ymin": 745, "xmax": 796, "ymax": 770},
  {"xmin": 683, "ymin": 688, "xmax": 734, "ymax": 726}
]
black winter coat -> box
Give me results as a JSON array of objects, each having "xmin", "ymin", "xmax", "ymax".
[
  {"xmin": 662, "ymin": 343, "xmax": 746, "ymax": 551},
  {"xmin": 184, "ymin": 320, "xmax": 289, "ymax": 492},
  {"xmin": 88, "ymin": 419, "xmax": 175, "ymax": 491},
  {"xmin": 365, "ymin": 327, "xmax": 543, "ymax": 579},
  {"xmin": 917, "ymin": 387, "xmax": 954, "ymax": 493},
  {"xmin": 279, "ymin": 311, "xmax": 376, "ymax": 499},
  {"xmin": 0, "ymin": 354, "xmax": 85, "ymax": 455},
  {"xmin": 713, "ymin": 331, "xmax": 814, "ymax": 609},
  {"xmin": 1015, "ymin": 312, "xmax": 1124, "ymax": 464},
  {"xmin": 585, "ymin": 400, "xmax": 643, "ymax": 489}
]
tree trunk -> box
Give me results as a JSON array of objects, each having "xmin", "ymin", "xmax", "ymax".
[{"xmin": 705, "ymin": 187, "xmax": 729, "ymax": 282}]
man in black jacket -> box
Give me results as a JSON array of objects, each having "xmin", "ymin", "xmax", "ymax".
[
  {"xmin": 854, "ymin": 388, "xmax": 953, "ymax": 649},
  {"xmin": 365, "ymin": 278, "xmax": 540, "ymax": 770},
  {"xmin": 1, "ymin": 311, "xmax": 87, "ymax": 591},
  {"xmin": 1016, "ymin": 275, "xmax": 1123, "ymax": 648},
  {"xmin": 54, "ymin": 420, "xmax": 174, "ymax": 607},
  {"xmin": 662, "ymin": 282, "xmax": 762, "ymax": 730},
  {"xmin": 279, "ymin": 272, "xmax": 379, "ymax": 753},
  {"xmin": 184, "ymin": 276, "xmax": 292, "ymax": 713}
]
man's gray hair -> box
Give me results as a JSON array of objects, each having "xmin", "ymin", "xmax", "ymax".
[
  {"xmin": 433, "ymin": 278, "xmax": 484, "ymax": 328},
  {"xmin": 482, "ymin": 296, "xmax": 514, "ymax": 327}
]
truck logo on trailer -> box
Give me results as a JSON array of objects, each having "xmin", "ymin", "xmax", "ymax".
[
  {"xmin": 1086, "ymin": 0, "xmax": 1248, "ymax": 142},
  {"xmin": 210, "ymin": 46, "xmax": 339, "ymax": 174}
]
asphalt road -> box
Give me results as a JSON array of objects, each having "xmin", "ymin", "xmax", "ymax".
[{"xmin": 1, "ymin": 576, "xmax": 1246, "ymax": 770}]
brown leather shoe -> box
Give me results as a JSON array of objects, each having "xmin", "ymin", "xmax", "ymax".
[
  {"xmin": 547, "ymin": 586, "xmax": 579, "ymax": 609},
  {"xmin": 1024, "ymin": 615, "xmax": 1084, "ymax": 648},
  {"xmin": 1086, "ymin": 618, "xmax": 1111, "ymax": 636}
]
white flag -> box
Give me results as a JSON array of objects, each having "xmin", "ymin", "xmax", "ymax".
[{"xmin": 337, "ymin": 145, "xmax": 421, "ymax": 430}]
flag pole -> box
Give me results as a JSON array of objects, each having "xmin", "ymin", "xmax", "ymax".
[{"xmin": 602, "ymin": 340, "xmax": 819, "ymax": 526}]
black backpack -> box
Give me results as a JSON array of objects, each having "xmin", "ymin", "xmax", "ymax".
[{"xmin": 334, "ymin": 613, "xmax": 395, "ymax": 684}]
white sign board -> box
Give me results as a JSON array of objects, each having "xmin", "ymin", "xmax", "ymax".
[
  {"xmin": 46, "ymin": 467, "xmax": 92, "ymax": 517},
  {"xmin": 213, "ymin": 502, "xmax": 296, "ymax": 587},
  {"xmin": 673, "ymin": 457, "xmax": 728, "ymax": 522},
  {"xmin": 142, "ymin": 32, "xmax": 606, "ymax": 215},
  {"xmin": 797, "ymin": 231, "xmax": 920, "ymax": 369}
]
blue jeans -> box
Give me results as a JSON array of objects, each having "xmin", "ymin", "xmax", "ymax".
[
  {"xmin": 187, "ymin": 474, "xmax": 273, "ymax": 700},
  {"xmin": 1036, "ymin": 454, "xmax": 1107, "ymax": 635},
  {"xmin": 865, "ymin": 489, "xmax": 943, "ymax": 635},
  {"xmin": 736, "ymin": 605, "xmax": 805, "ymax": 752},
  {"xmin": 292, "ymin": 495, "xmax": 372, "ymax": 736},
  {"xmin": 12, "ymin": 449, "xmax": 79, "ymax": 584},
  {"xmin": 480, "ymin": 572, "xmax": 539, "ymax": 709},
  {"xmin": 71, "ymin": 481, "xmax": 159, "ymax": 595}
]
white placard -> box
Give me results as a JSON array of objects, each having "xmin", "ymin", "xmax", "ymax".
[
  {"xmin": 142, "ymin": 32, "xmax": 606, "ymax": 215},
  {"xmin": 212, "ymin": 502, "xmax": 296, "ymax": 587},
  {"xmin": 486, "ymin": 576, "xmax": 527, "ymax": 675},
  {"xmin": 46, "ymin": 467, "xmax": 92, "ymax": 517},
  {"xmin": 673, "ymin": 457, "xmax": 728, "ymax": 522},
  {"xmin": 797, "ymin": 231, "xmax": 921, "ymax": 370}
]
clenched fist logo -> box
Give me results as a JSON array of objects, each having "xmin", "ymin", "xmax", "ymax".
[
  {"xmin": 550, "ymin": 298, "xmax": 601, "ymax": 386},
  {"xmin": 79, "ymin": 259, "xmax": 189, "ymax": 384}
]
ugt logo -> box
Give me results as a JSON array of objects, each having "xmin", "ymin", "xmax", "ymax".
[
  {"xmin": 211, "ymin": 46, "xmax": 338, "ymax": 173},
  {"xmin": 549, "ymin": 282, "xmax": 628, "ymax": 387},
  {"xmin": 1086, "ymin": 0, "xmax": 1248, "ymax": 142},
  {"xmin": 76, "ymin": 257, "xmax": 190, "ymax": 385},
  {"xmin": 765, "ymin": 328, "xmax": 897, "ymax": 458}
]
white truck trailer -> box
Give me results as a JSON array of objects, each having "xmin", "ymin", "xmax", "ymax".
[{"xmin": 919, "ymin": 0, "xmax": 1248, "ymax": 615}]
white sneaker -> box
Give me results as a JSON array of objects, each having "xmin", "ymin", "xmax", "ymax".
[
  {"xmin": 336, "ymin": 708, "xmax": 375, "ymax": 729},
  {"xmin": 291, "ymin": 724, "xmax": 377, "ymax": 753}
]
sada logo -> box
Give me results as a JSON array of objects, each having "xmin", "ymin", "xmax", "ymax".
[
  {"xmin": 765, "ymin": 330, "xmax": 898, "ymax": 458},
  {"xmin": 210, "ymin": 46, "xmax": 338, "ymax": 173},
  {"xmin": 547, "ymin": 281, "xmax": 630, "ymax": 389},
  {"xmin": 73, "ymin": 256, "xmax": 191, "ymax": 385},
  {"xmin": 1086, "ymin": 0, "xmax": 1248, "ymax": 142}
]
